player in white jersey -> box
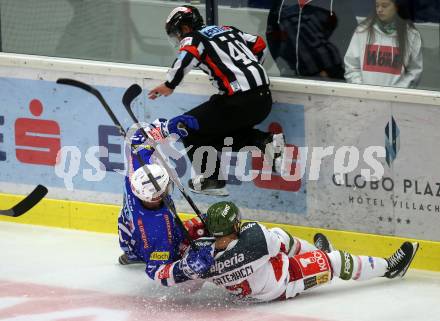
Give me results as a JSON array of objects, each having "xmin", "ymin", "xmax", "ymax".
[{"xmin": 151, "ymin": 201, "xmax": 419, "ymax": 302}]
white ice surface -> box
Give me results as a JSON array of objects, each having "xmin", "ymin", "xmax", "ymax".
[{"xmin": 0, "ymin": 221, "xmax": 439, "ymax": 321}]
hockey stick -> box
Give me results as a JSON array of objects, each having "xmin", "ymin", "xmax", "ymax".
[
  {"xmin": 122, "ymin": 84, "xmax": 206, "ymax": 226},
  {"xmin": 56, "ymin": 78, "xmax": 198, "ymax": 250},
  {"xmin": 57, "ymin": 78, "xmax": 126, "ymax": 137},
  {"xmin": 0, "ymin": 185, "xmax": 48, "ymax": 217}
]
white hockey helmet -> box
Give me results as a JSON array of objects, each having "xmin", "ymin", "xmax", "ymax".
[{"xmin": 130, "ymin": 164, "xmax": 172, "ymax": 203}]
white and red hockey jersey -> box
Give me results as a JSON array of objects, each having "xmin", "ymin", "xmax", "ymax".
[
  {"xmin": 206, "ymin": 221, "xmax": 291, "ymax": 301},
  {"xmin": 153, "ymin": 221, "xmax": 333, "ymax": 302}
]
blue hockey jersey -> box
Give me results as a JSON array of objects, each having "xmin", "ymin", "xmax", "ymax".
[{"xmin": 117, "ymin": 124, "xmax": 185, "ymax": 282}]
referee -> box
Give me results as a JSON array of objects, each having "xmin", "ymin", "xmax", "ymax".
[{"xmin": 149, "ymin": 5, "xmax": 284, "ymax": 196}]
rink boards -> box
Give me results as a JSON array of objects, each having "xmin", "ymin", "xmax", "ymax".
[
  {"xmin": 1, "ymin": 192, "xmax": 440, "ymax": 272},
  {"xmin": 0, "ymin": 53, "xmax": 440, "ymax": 271}
]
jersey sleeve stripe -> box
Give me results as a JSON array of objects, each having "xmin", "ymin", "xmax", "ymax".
[
  {"xmin": 118, "ymin": 223, "xmax": 131, "ymax": 238},
  {"xmin": 166, "ymin": 51, "xmax": 199, "ymax": 89},
  {"xmin": 293, "ymin": 237, "xmax": 302, "ymax": 255},
  {"xmin": 252, "ymin": 36, "xmax": 266, "ymax": 54},
  {"xmin": 180, "ymin": 45, "xmax": 202, "ymax": 61},
  {"xmin": 205, "ymin": 55, "xmax": 235, "ymax": 95}
]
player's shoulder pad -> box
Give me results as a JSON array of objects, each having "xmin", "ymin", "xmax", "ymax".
[
  {"xmin": 240, "ymin": 221, "xmax": 260, "ymax": 234},
  {"xmin": 129, "ymin": 120, "xmax": 163, "ymax": 146}
]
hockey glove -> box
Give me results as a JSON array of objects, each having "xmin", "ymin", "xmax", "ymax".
[
  {"xmin": 180, "ymin": 246, "xmax": 214, "ymax": 279},
  {"xmin": 129, "ymin": 119, "xmax": 168, "ymax": 144},
  {"xmin": 165, "ymin": 115, "xmax": 199, "ymax": 138}
]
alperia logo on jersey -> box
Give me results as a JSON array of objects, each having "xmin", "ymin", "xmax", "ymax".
[{"xmin": 211, "ymin": 252, "xmax": 245, "ymax": 274}]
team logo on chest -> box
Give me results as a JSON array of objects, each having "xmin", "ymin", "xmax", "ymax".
[{"xmin": 211, "ymin": 252, "xmax": 245, "ymax": 274}]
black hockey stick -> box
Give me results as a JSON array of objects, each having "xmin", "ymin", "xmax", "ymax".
[
  {"xmin": 56, "ymin": 78, "xmax": 198, "ymax": 250},
  {"xmin": 122, "ymin": 84, "xmax": 206, "ymax": 226},
  {"xmin": 57, "ymin": 78, "xmax": 126, "ymax": 137},
  {"xmin": 0, "ymin": 185, "xmax": 48, "ymax": 217}
]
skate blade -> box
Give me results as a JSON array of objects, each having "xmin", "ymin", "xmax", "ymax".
[{"xmin": 118, "ymin": 256, "xmax": 144, "ymax": 265}]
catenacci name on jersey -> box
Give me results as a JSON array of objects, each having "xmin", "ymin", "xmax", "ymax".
[{"xmin": 212, "ymin": 265, "xmax": 254, "ymax": 286}]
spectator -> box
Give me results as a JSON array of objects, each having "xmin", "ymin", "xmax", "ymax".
[
  {"xmin": 344, "ymin": 0, "xmax": 423, "ymax": 88},
  {"xmin": 407, "ymin": 0, "xmax": 440, "ymax": 23},
  {"xmin": 266, "ymin": 0, "xmax": 348, "ymax": 80},
  {"xmin": 248, "ymin": 0, "xmax": 272, "ymax": 9}
]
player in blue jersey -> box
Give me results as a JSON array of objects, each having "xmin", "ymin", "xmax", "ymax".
[{"xmin": 117, "ymin": 115, "xmax": 208, "ymax": 283}]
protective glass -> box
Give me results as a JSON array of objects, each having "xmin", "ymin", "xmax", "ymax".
[{"xmin": 167, "ymin": 34, "xmax": 181, "ymax": 49}]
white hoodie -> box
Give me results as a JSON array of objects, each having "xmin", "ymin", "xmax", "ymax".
[{"xmin": 344, "ymin": 22, "xmax": 423, "ymax": 88}]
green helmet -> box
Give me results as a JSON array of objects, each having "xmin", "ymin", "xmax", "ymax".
[{"xmin": 206, "ymin": 201, "xmax": 241, "ymax": 236}]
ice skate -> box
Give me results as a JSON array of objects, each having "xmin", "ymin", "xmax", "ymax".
[
  {"xmin": 313, "ymin": 233, "xmax": 334, "ymax": 253},
  {"xmin": 261, "ymin": 133, "xmax": 285, "ymax": 174},
  {"xmin": 384, "ymin": 241, "xmax": 419, "ymax": 279},
  {"xmin": 188, "ymin": 175, "xmax": 229, "ymax": 196},
  {"xmin": 118, "ymin": 253, "xmax": 144, "ymax": 265}
]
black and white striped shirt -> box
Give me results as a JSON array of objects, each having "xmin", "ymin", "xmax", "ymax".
[{"xmin": 165, "ymin": 25, "xmax": 269, "ymax": 95}]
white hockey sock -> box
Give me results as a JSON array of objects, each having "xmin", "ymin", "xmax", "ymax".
[{"xmin": 327, "ymin": 251, "xmax": 388, "ymax": 281}]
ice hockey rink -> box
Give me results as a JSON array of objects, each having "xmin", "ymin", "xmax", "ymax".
[{"xmin": 0, "ymin": 222, "xmax": 439, "ymax": 321}]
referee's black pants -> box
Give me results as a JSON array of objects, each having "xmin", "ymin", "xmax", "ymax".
[{"xmin": 183, "ymin": 85, "xmax": 272, "ymax": 181}]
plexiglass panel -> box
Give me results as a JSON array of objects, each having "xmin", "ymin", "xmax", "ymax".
[
  {"xmin": 1, "ymin": 0, "xmax": 438, "ymax": 91},
  {"xmin": 0, "ymin": 0, "xmax": 206, "ymax": 67},
  {"xmin": 218, "ymin": 0, "xmax": 440, "ymax": 91}
]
